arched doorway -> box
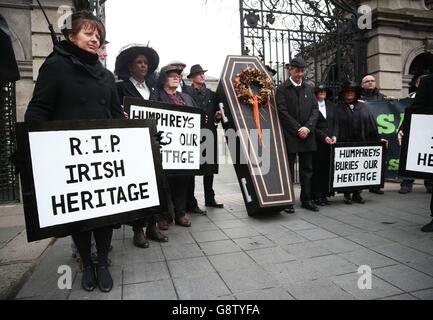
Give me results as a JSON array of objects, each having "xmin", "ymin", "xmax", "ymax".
[{"xmin": 408, "ymin": 52, "xmax": 433, "ymax": 93}]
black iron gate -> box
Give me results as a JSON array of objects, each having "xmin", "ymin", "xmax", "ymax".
[
  {"xmin": 239, "ymin": 0, "xmax": 367, "ymax": 99},
  {"xmin": 0, "ymin": 82, "xmax": 20, "ymax": 203}
]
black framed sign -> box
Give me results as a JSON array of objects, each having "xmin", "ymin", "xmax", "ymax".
[
  {"xmin": 399, "ymin": 107, "xmax": 433, "ymax": 180},
  {"xmin": 124, "ymin": 97, "xmax": 204, "ymax": 176},
  {"xmin": 16, "ymin": 119, "xmax": 166, "ymax": 242},
  {"xmin": 330, "ymin": 142, "xmax": 386, "ymax": 193}
]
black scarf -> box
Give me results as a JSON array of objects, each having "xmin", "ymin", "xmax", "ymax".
[{"xmin": 57, "ymin": 41, "xmax": 105, "ymax": 79}]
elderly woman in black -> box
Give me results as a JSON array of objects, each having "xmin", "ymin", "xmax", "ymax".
[
  {"xmin": 25, "ymin": 11, "xmax": 124, "ymax": 293},
  {"xmin": 114, "ymin": 44, "xmax": 169, "ymax": 248},
  {"xmin": 152, "ymin": 65, "xmax": 197, "ymax": 228},
  {"xmin": 336, "ymin": 81, "xmax": 380, "ymax": 205}
]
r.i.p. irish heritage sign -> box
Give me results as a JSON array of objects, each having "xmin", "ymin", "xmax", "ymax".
[{"xmin": 16, "ymin": 120, "xmax": 165, "ymax": 242}]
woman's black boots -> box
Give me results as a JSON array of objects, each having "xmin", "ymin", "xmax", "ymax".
[
  {"xmin": 82, "ymin": 265, "xmax": 97, "ymax": 291},
  {"xmin": 97, "ymin": 265, "xmax": 113, "ymax": 292}
]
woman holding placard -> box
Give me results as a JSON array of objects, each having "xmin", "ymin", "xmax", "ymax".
[
  {"xmin": 25, "ymin": 11, "xmax": 124, "ymax": 293},
  {"xmin": 336, "ymin": 81, "xmax": 380, "ymax": 205},
  {"xmin": 115, "ymin": 44, "xmax": 170, "ymax": 248},
  {"xmin": 152, "ymin": 64, "xmax": 197, "ymax": 228}
]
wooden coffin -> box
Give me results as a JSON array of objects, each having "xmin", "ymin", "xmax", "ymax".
[{"xmin": 217, "ymin": 55, "xmax": 294, "ymax": 216}]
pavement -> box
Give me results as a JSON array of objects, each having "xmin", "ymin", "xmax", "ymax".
[{"xmin": 5, "ymin": 162, "xmax": 433, "ymax": 300}]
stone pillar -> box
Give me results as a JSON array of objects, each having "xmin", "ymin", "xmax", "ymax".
[{"xmin": 0, "ymin": 0, "xmax": 73, "ymax": 121}]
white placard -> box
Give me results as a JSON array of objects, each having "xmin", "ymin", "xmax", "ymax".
[
  {"xmin": 406, "ymin": 114, "xmax": 433, "ymax": 174},
  {"xmin": 29, "ymin": 128, "xmax": 160, "ymax": 228},
  {"xmin": 130, "ymin": 105, "xmax": 201, "ymax": 170},
  {"xmin": 333, "ymin": 145, "xmax": 383, "ymax": 189}
]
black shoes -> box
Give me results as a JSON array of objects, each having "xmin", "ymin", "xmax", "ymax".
[
  {"xmin": 344, "ymin": 196, "xmax": 352, "ymax": 205},
  {"xmin": 314, "ymin": 197, "xmax": 329, "ymax": 206},
  {"xmin": 369, "ymin": 189, "xmax": 384, "ymax": 195},
  {"xmin": 352, "ymin": 193, "xmax": 365, "ymax": 204},
  {"xmin": 399, "ymin": 186, "xmax": 412, "ymax": 194},
  {"xmin": 146, "ymin": 224, "xmax": 168, "ymax": 242},
  {"xmin": 81, "ymin": 265, "xmax": 97, "ymax": 292},
  {"xmin": 133, "ymin": 228, "xmax": 149, "ymax": 248},
  {"xmin": 301, "ymin": 201, "xmax": 320, "ymax": 212},
  {"xmin": 284, "ymin": 205, "xmax": 295, "ymax": 214},
  {"xmin": 96, "ymin": 265, "xmax": 113, "ymax": 293},
  {"xmin": 188, "ymin": 206, "xmax": 207, "ymax": 215},
  {"xmin": 421, "ymin": 219, "xmax": 433, "ymax": 232},
  {"xmin": 205, "ymin": 199, "xmax": 224, "ymax": 208}
]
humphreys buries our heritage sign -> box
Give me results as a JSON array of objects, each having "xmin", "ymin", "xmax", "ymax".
[
  {"xmin": 124, "ymin": 98, "xmax": 204, "ymax": 176},
  {"xmin": 16, "ymin": 120, "xmax": 165, "ymax": 242},
  {"xmin": 330, "ymin": 142, "xmax": 386, "ymax": 193}
]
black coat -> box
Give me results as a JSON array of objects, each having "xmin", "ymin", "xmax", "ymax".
[
  {"xmin": 336, "ymin": 100, "xmax": 379, "ymax": 143},
  {"xmin": 185, "ymin": 85, "xmax": 218, "ymax": 130},
  {"xmin": 315, "ymin": 100, "xmax": 338, "ymax": 143},
  {"xmin": 401, "ymin": 74, "xmax": 433, "ymax": 131},
  {"xmin": 360, "ymin": 88, "xmax": 386, "ymax": 102},
  {"xmin": 116, "ymin": 78, "xmax": 157, "ymax": 105},
  {"xmin": 25, "ymin": 41, "xmax": 124, "ymax": 122},
  {"xmin": 185, "ymin": 84, "xmax": 219, "ymax": 173},
  {"xmin": 276, "ymin": 80, "xmax": 319, "ymax": 153}
]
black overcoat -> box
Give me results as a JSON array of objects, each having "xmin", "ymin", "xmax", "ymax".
[
  {"xmin": 116, "ymin": 77, "xmax": 157, "ymax": 106},
  {"xmin": 315, "ymin": 100, "xmax": 338, "ymax": 143},
  {"xmin": 401, "ymin": 74, "xmax": 433, "ymax": 131},
  {"xmin": 25, "ymin": 41, "xmax": 124, "ymax": 122},
  {"xmin": 184, "ymin": 85, "xmax": 219, "ymax": 173},
  {"xmin": 276, "ymin": 80, "xmax": 319, "ymax": 153},
  {"xmin": 336, "ymin": 100, "xmax": 379, "ymax": 143}
]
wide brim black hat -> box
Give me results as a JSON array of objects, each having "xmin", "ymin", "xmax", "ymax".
[
  {"xmin": 265, "ymin": 65, "xmax": 277, "ymax": 76},
  {"xmin": 314, "ymin": 84, "xmax": 333, "ymax": 99},
  {"xmin": 115, "ymin": 44, "xmax": 159, "ymax": 80},
  {"xmin": 339, "ymin": 81, "xmax": 361, "ymax": 99},
  {"xmin": 187, "ymin": 64, "xmax": 208, "ymax": 79}
]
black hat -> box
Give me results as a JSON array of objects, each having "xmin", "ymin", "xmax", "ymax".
[
  {"xmin": 314, "ymin": 84, "xmax": 333, "ymax": 99},
  {"xmin": 339, "ymin": 81, "xmax": 361, "ymax": 99},
  {"xmin": 115, "ymin": 44, "xmax": 159, "ymax": 80},
  {"xmin": 187, "ymin": 64, "xmax": 207, "ymax": 79},
  {"xmin": 265, "ymin": 65, "xmax": 277, "ymax": 76},
  {"xmin": 286, "ymin": 57, "xmax": 306, "ymax": 69}
]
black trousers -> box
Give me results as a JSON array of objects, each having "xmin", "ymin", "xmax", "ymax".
[
  {"xmin": 186, "ymin": 176, "xmax": 198, "ymax": 210},
  {"xmin": 204, "ymin": 175, "xmax": 215, "ymax": 201},
  {"xmin": 288, "ymin": 152, "xmax": 314, "ymax": 203},
  {"xmin": 430, "ymin": 193, "xmax": 433, "ymax": 218},
  {"xmin": 72, "ymin": 226, "xmax": 112, "ymax": 267},
  {"xmin": 168, "ymin": 176, "xmax": 192, "ymax": 219},
  {"xmin": 312, "ymin": 143, "xmax": 331, "ymax": 200}
]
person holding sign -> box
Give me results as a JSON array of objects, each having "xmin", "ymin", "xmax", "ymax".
[
  {"xmin": 312, "ymin": 84, "xmax": 338, "ymax": 206},
  {"xmin": 153, "ymin": 64, "xmax": 198, "ymax": 227},
  {"xmin": 25, "ymin": 11, "xmax": 124, "ymax": 293},
  {"xmin": 400, "ymin": 74, "xmax": 433, "ymax": 232},
  {"xmin": 336, "ymin": 81, "xmax": 381, "ymax": 205},
  {"xmin": 114, "ymin": 44, "xmax": 170, "ymax": 247}
]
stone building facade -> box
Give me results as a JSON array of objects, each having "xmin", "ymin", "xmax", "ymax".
[
  {"xmin": 360, "ymin": 0, "xmax": 433, "ymax": 97},
  {"xmin": 0, "ymin": 0, "xmax": 75, "ymax": 122}
]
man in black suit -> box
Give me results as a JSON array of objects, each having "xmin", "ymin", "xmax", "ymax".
[
  {"xmin": 400, "ymin": 74, "xmax": 433, "ymax": 232},
  {"xmin": 276, "ymin": 57, "xmax": 320, "ymax": 213},
  {"xmin": 312, "ymin": 85, "xmax": 338, "ymax": 206}
]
